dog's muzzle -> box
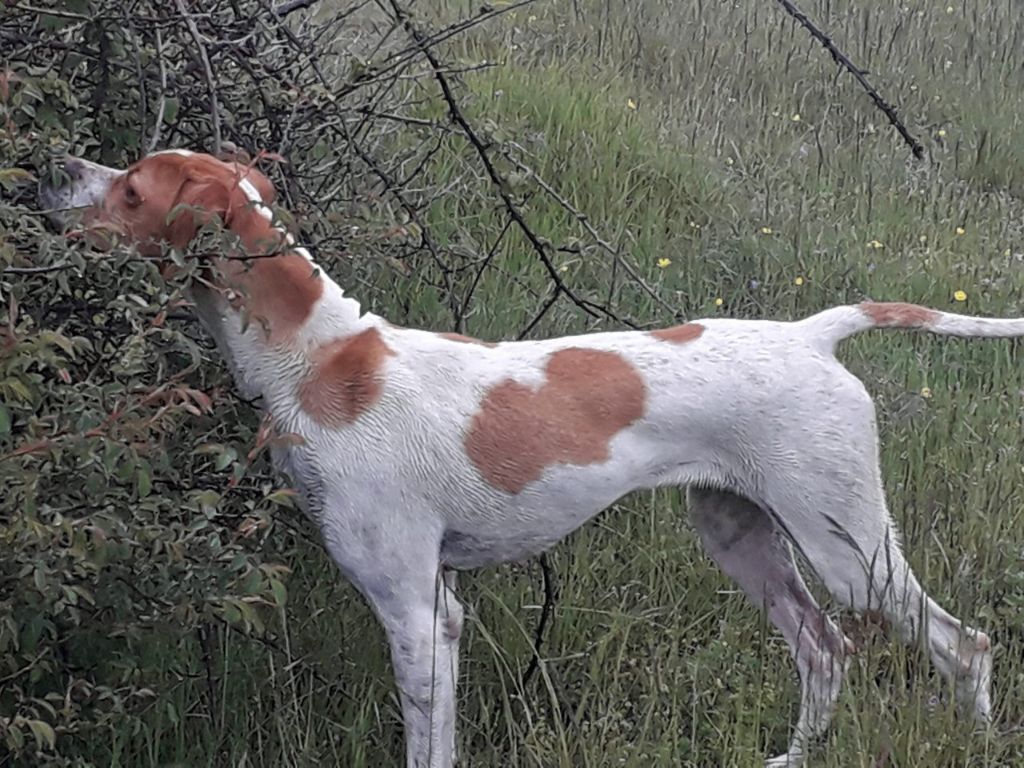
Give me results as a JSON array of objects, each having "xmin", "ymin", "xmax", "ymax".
[{"xmin": 38, "ymin": 156, "xmax": 121, "ymax": 229}]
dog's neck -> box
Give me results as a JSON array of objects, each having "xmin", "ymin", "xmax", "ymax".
[
  {"xmin": 186, "ymin": 196, "xmax": 372, "ymax": 407},
  {"xmin": 189, "ymin": 274, "xmax": 364, "ymax": 404}
]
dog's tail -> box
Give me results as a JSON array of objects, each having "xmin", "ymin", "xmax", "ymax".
[{"xmin": 803, "ymin": 301, "xmax": 1024, "ymax": 351}]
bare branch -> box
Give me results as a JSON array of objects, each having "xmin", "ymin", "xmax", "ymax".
[
  {"xmin": 272, "ymin": 0, "xmax": 319, "ymax": 17},
  {"xmin": 176, "ymin": 0, "xmax": 222, "ymax": 156},
  {"xmin": 501, "ymin": 147, "xmax": 682, "ymax": 320},
  {"xmin": 386, "ymin": 0, "xmax": 638, "ymax": 331},
  {"xmin": 521, "ymin": 552, "xmax": 558, "ymax": 688},
  {"xmin": 147, "ymin": 27, "xmax": 169, "ymax": 153},
  {"xmin": 774, "ymin": 0, "xmax": 925, "ymax": 160}
]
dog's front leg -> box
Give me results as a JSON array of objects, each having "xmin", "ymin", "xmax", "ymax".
[
  {"xmin": 322, "ymin": 513, "xmax": 462, "ymax": 768},
  {"xmin": 384, "ymin": 573, "xmax": 463, "ymax": 768}
]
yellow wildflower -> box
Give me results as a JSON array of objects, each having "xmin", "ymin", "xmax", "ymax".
[
  {"xmin": 920, "ymin": 386, "xmax": 932, "ymax": 399},
  {"xmin": 955, "ymin": 226, "xmax": 966, "ymax": 235},
  {"xmin": 919, "ymin": 234, "xmax": 928, "ymax": 243},
  {"xmin": 714, "ymin": 297, "xmax": 724, "ymax": 307},
  {"xmin": 761, "ymin": 226, "xmax": 773, "ymax": 235},
  {"xmin": 791, "ymin": 113, "xmax": 801, "ymax": 122},
  {"xmin": 937, "ymin": 129, "xmax": 947, "ymax": 138},
  {"xmin": 725, "ymin": 157, "xmax": 734, "ymax": 166},
  {"xmin": 794, "ymin": 276, "xmax": 804, "ymax": 286},
  {"xmin": 867, "ymin": 239, "xmax": 884, "ymax": 249},
  {"xmin": 657, "ymin": 257, "xmax": 671, "ymax": 268},
  {"xmin": 953, "ymin": 290, "xmax": 967, "ymax": 302}
]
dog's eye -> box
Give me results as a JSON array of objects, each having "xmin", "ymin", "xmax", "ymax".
[{"xmin": 124, "ymin": 183, "xmax": 141, "ymax": 208}]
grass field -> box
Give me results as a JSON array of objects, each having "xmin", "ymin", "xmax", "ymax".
[{"xmin": 59, "ymin": 1, "xmax": 1024, "ymax": 766}]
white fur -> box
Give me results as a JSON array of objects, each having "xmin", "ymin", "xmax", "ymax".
[
  {"xmin": 43, "ymin": 156, "xmax": 1009, "ymax": 768},
  {"xmin": 152, "ymin": 148, "xmax": 195, "ymax": 157}
]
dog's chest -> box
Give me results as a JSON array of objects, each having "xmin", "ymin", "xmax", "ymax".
[{"xmin": 269, "ymin": 435, "xmax": 327, "ymax": 521}]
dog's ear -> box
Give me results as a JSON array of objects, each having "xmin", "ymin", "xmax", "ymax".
[{"xmin": 165, "ymin": 175, "xmax": 234, "ymax": 249}]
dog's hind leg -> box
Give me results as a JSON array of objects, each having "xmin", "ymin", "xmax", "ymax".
[
  {"xmin": 758, "ymin": 384, "xmax": 993, "ymax": 730},
  {"xmin": 687, "ymin": 487, "xmax": 852, "ymax": 767},
  {"xmin": 774, "ymin": 478, "xmax": 992, "ymax": 726}
]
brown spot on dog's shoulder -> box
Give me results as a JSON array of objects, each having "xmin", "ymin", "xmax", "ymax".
[
  {"xmin": 299, "ymin": 327, "xmax": 396, "ymax": 426},
  {"xmin": 439, "ymin": 332, "xmax": 496, "ymax": 348},
  {"xmin": 650, "ymin": 322, "xmax": 705, "ymax": 344},
  {"xmin": 465, "ymin": 348, "xmax": 646, "ymax": 494},
  {"xmin": 859, "ymin": 301, "xmax": 939, "ymax": 328}
]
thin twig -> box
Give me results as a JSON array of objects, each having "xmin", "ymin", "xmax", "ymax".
[
  {"xmin": 773, "ymin": 0, "xmax": 924, "ymax": 160},
  {"xmin": 176, "ymin": 0, "xmax": 222, "ymax": 156},
  {"xmin": 458, "ymin": 217, "xmax": 513, "ymax": 328},
  {"xmin": 521, "ymin": 552, "xmax": 558, "ymax": 688},
  {"xmin": 272, "ymin": 0, "xmax": 319, "ymax": 16},
  {"xmin": 337, "ymin": 118, "xmax": 462, "ymax": 327},
  {"xmin": 147, "ymin": 27, "xmax": 168, "ymax": 153},
  {"xmin": 2, "ymin": 262, "xmax": 72, "ymax": 275},
  {"xmin": 516, "ymin": 286, "xmax": 561, "ymax": 340},
  {"xmin": 7, "ymin": 3, "xmax": 94, "ymax": 21}
]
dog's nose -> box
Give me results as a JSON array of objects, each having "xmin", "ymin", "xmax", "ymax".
[{"xmin": 63, "ymin": 157, "xmax": 85, "ymax": 181}]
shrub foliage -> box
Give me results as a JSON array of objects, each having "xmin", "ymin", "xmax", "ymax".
[{"xmin": 1, "ymin": 1, "xmax": 608, "ymax": 763}]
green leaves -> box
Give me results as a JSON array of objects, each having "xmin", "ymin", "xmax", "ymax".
[
  {"xmin": 26, "ymin": 719, "xmax": 56, "ymax": 751},
  {"xmin": 0, "ymin": 167, "xmax": 36, "ymax": 191}
]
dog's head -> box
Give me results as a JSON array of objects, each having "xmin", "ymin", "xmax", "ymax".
[
  {"xmin": 39, "ymin": 150, "xmax": 278, "ymax": 256},
  {"xmin": 39, "ymin": 150, "xmax": 325, "ymax": 345}
]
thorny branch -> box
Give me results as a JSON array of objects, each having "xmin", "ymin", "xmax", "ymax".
[
  {"xmin": 773, "ymin": 0, "xmax": 925, "ymax": 160},
  {"xmin": 386, "ymin": 0, "xmax": 640, "ymax": 331}
]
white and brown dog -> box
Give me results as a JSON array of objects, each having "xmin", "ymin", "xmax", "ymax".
[{"xmin": 40, "ymin": 150, "xmax": 1020, "ymax": 766}]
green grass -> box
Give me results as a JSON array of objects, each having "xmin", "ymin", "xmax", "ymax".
[{"xmin": 74, "ymin": 1, "xmax": 1024, "ymax": 766}]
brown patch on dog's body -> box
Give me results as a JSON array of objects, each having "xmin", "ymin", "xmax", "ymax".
[
  {"xmin": 650, "ymin": 322, "xmax": 705, "ymax": 344},
  {"xmin": 465, "ymin": 348, "xmax": 646, "ymax": 493},
  {"xmin": 859, "ymin": 301, "xmax": 939, "ymax": 328},
  {"xmin": 299, "ymin": 328, "xmax": 396, "ymax": 426},
  {"xmin": 439, "ymin": 332, "xmax": 496, "ymax": 348}
]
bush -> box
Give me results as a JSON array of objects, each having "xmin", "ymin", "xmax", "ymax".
[{"xmin": 1, "ymin": 1, "xmax": 594, "ymax": 763}]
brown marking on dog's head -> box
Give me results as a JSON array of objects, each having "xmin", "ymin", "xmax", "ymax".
[
  {"xmin": 650, "ymin": 322, "xmax": 705, "ymax": 344},
  {"xmin": 439, "ymin": 332, "xmax": 496, "ymax": 348},
  {"xmin": 299, "ymin": 327, "xmax": 396, "ymax": 426},
  {"xmin": 84, "ymin": 153, "xmax": 277, "ymax": 252},
  {"xmin": 465, "ymin": 348, "xmax": 646, "ymax": 493},
  {"xmin": 859, "ymin": 301, "xmax": 939, "ymax": 328},
  {"xmin": 84, "ymin": 152, "xmax": 320, "ymax": 343}
]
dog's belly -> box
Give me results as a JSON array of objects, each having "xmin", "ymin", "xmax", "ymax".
[
  {"xmin": 440, "ymin": 524, "xmax": 573, "ymax": 568},
  {"xmin": 439, "ymin": 505, "xmax": 612, "ymax": 569},
  {"xmin": 437, "ymin": 462, "xmax": 680, "ymax": 569}
]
